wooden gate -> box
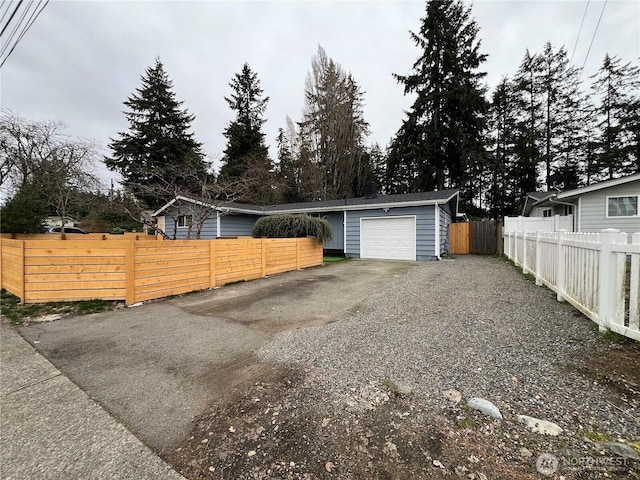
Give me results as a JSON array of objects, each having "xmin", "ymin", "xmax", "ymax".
[
  {"xmin": 449, "ymin": 223, "xmax": 470, "ymax": 254},
  {"xmin": 448, "ymin": 221, "xmax": 500, "ymax": 255}
]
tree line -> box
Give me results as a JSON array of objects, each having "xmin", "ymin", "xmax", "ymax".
[{"xmin": 2, "ymin": 0, "xmax": 638, "ymax": 235}]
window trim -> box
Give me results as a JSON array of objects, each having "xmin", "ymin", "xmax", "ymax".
[
  {"xmin": 176, "ymin": 214, "xmax": 193, "ymax": 228},
  {"xmin": 605, "ymin": 195, "xmax": 639, "ymax": 219}
]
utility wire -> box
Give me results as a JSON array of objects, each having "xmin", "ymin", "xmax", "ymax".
[
  {"xmin": 580, "ymin": 0, "xmax": 608, "ymax": 78},
  {"xmin": 0, "ymin": 0, "xmax": 47, "ymax": 68},
  {"xmin": 570, "ymin": 0, "xmax": 590, "ymax": 64},
  {"xmin": 0, "ymin": 0, "xmax": 33, "ymax": 59},
  {"xmin": 0, "ymin": 1, "xmax": 16, "ymax": 27},
  {"xmin": 0, "ymin": 0, "xmax": 23, "ymax": 38}
]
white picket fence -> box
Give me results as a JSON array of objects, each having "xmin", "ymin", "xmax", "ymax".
[
  {"xmin": 504, "ymin": 215, "xmax": 573, "ymax": 233},
  {"xmin": 504, "ymin": 228, "xmax": 640, "ymax": 341}
]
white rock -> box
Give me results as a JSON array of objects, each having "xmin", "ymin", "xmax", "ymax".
[
  {"xmin": 127, "ymin": 302, "xmax": 143, "ymax": 308},
  {"xmin": 432, "ymin": 459, "xmax": 444, "ymax": 468},
  {"xmin": 443, "ymin": 389, "xmax": 462, "ymax": 403},
  {"xmin": 467, "ymin": 397, "xmax": 502, "ymax": 419},
  {"xmin": 516, "ymin": 415, "xmax": 563, "ymax": 436},
  {"xmin": 32, "ymin": 314, "xmax": 62, "ymax": 323}
]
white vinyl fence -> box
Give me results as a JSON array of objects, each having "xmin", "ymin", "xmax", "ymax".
[
  {"xmin": 504, "ymin": 228, "xmax": 640, "ymax": 341},
  {"xmin": 504, "ymin": 215, "xmax": 573, "ymax": 233}
]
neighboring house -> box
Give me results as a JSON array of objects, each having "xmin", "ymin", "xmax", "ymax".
[
  {"xmin": 153, "ymin": 189, "xmax": 460, "ymax": 261},
  {"xmin": 44, "ymin": 216, "xmax": 78, "ymax": 228},
  {"xmin": 522, "ymin": 173, "xmax": 640, "ymax": 237}
]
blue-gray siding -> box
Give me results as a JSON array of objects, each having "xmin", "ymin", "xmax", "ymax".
[
  {"xmin": 220, "ymin": 214, "xmax": 260, "ymax": 237},
  {"xmin": 439, "ymin": 205, "xmax": 452, "ymax": 255},
  {"xmin": 345, "ymin": 206, "xmax": 437, "ymax": 260},
  {"xmin": 319, "ymin": 211, "xmax": 344, "ymax": 250},
  {"xmin": 165, "ymin": 213, "xmax": 217, "ymax": 239}
]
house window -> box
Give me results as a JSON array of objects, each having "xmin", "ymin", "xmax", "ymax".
[
  {"xmin": 564, "ymin": 205, "xmax": 574, "ymax": 216},
  {"xmin": 177, "ymin": 215, "xmax": 193, "ymax": 227},
  {"xmin": 607, "ymin": 196, "xmax": 638, "ymax": 218},
  {"xmin": 542, "ymin": 208, "xmax": 553, "ymax": 217}
]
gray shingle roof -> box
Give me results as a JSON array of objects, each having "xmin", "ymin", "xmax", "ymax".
[{"xmin": 225, "ymin": 189, "xmax": 459, "ymax": 213}]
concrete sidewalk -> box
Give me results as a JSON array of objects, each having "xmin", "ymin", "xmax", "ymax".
[{"xmin": 0, "ymin": 322, "xmax": 183, "ymax": 480}]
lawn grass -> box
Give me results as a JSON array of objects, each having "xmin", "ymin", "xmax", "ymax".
[
  {"xmin": 323, "ymin": 256, "xmax": 349, "ymax": 263},
  {"xmin": 0, "ymin": 289, "xmax": 118, "ymax": 324}
]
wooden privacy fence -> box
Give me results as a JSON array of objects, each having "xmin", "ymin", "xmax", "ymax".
[
  {"xmin": 504, "ymin": 228, "xmax": 640, "ymax": 341},
  {"xmin": 0, "ymin": 235, "xmax": 323, "ymax": 306},
  {"xmin": 449, "ymin": 221, "xmax": 501, "ymax": 255}
]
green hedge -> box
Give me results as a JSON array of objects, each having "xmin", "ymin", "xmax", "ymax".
[{"xmin": 252, "ymin": 214, "xmax": 332, "ymax": 243}]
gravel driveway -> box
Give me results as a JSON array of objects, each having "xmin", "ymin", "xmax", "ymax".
[{"xmin": 259, "ymin": 255, "xmax": 637, "ymax": 438}]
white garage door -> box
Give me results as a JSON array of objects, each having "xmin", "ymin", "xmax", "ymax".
[{"xmin": 360, "ymin": 216, "xmax": 416, "ymax": 260}]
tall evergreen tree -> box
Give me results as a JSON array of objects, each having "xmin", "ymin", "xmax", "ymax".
[
  {"xmin": 486, "ymin": 77, "xmax": 520, "ymax": 219},
  {"xmin": 512, "ymin": 49, "xmax": 543, "ymax": 195},
  {"xmin": 219, "ymin": 63, "xmax": 270, "ymax": 181},
  {"xmin": 389, "ymin": 0, "xmax": 489, "ymax": 205},
  {"xmin": 299, "ymin": 46, "xmax": 370, "ymax": 200},
  {"xmin": 590, "ymin": 55, "xmax": 640, "ymax": 179},
  {"xmin": 106, "ymin": 58, "xmax": 207, "ymax": 209}
]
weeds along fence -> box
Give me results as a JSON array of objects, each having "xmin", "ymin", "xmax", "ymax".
[
  {"xmin": 0, "ymin": 234, "xmax": 323, "ymax": 306},
  {"xmin": 504, "ymin": 228, "xmax": 640, "ymax": 341}
]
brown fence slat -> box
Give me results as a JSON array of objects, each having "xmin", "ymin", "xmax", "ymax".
[{"xmin": 1, "ymin": 235, "xmax": 324, "ymax": 305}]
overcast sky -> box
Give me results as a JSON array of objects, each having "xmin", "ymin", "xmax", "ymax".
[{"xmin": 2, "ymin": 0, "xmax": 639, "ymax": 190}]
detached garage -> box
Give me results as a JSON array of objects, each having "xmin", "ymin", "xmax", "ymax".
[{"xmin": 153, "ymin": 189, "xmax": 459, "ymax": 261}]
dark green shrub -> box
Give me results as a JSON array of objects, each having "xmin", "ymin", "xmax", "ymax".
[{"xmin": 252, "ymin": 214, "xmax": 332, "ymax": 243}]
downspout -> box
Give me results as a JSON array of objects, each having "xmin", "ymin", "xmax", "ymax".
[
  {"xmin": 343, "ymin": 210, "xmax": 347, "ymax": 256},
  {"xmin": 435, "ymin": 205, "xmax": 441, "ymax": 260},
  {"xmin": 216, "ymin": 211, "xmax": 221, "ymax": 238}
]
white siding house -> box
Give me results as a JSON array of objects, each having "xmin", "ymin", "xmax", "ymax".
[{"xmin": 522, "ymin": 174, "xmax": 640, "ymax": 238}]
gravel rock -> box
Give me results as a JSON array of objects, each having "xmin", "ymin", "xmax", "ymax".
[
  {"xmin": 258, "ymin": 256, "xmax": 638, "ymax": 440},
  {"xmin": 467, "ymin": 397, "xmax": 502, "ymax": 419},
  {"xmin": 517, "ymin": 414, "xmax": 563, "ymax": 436}
]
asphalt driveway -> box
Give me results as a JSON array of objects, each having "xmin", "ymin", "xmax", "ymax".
[{"xmin": 19, "ymin": 259, "xmax": 414, "ymax": 454}]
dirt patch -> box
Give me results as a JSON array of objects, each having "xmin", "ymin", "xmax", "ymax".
[{"xmin": 165, "ymin": 352, "xmax": 639, "ymax": 480}]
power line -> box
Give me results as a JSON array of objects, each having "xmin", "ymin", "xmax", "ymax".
[
  {"xmin": 580, "ymin": 0, "xmax": 608, "ymax": 76},
  {"xmin": 0, "ymin": 0, "xmax": 47, "ymax": 68},
  {"xmin": 570, "ymin": 0, "xmax": 590, "ymax": 64},
  {"xmin": 0, "ymin": 0, "xmax": 32, "ymax": 59},
  {"xmin": 0, "ymin": 0, "xmax": 23, "ymax": 38}
]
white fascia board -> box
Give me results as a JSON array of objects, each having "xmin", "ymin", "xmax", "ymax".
[
  {"xmin": 152, "ymin": 195, "xmax": 221, "ymax": 216},
  {"xmin": 245, "ymin": 194, "xmax": 458, "ymax": 216},
  {"xmin": 556, "ymin": 174, "xmax": 640, "ymax": 199}
]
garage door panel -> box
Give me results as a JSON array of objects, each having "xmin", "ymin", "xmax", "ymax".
[{"xmin": 360, "ymin": 217, "xmax": 416, "ymax": 261}]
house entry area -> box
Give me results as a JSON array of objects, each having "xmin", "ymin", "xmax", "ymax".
[{"xmin": 360, "ymin": 216, "xmax": 417, "ymax": 261}]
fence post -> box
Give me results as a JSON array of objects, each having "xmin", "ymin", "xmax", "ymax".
[
  {"xmin": 125, "ymin": 235, "xmax": 136, "ymax": 305},
  {"xmin": 209, "ymin": 240, "xmax": 217, "ymax": 288},
  {"xmin": 629, "ymin": 232, "xmax": 640, "ymax": 332},
  {"xmin": 522, "ymin": 233, "xmax": 529, "ymax": 274},
  {"xmin": 598, "ymin": 229, "xmax": 626, "ymax": 331},
  {"xmin": 18, "ymin": 240, "xmax": 25, "ymax": 304},
  {"xmin": 261, "ymin": 238, "xmax": 267, "ymax": 277},
  {"xmin": 535, "ymin": 230, "xmax": 542, "ymax": 286},
  {"xmin": 296, "ymin": 239, "xmax": 300, "ymax": 270},
  {"xmin": 556, "ymin": 230, "xmax": 566, "ymax": 302}
]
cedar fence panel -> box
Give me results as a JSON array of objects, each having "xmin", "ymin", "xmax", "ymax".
[{"xmin": 0, "ymin": 236, "xmax": 323, "ymax": 305}]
